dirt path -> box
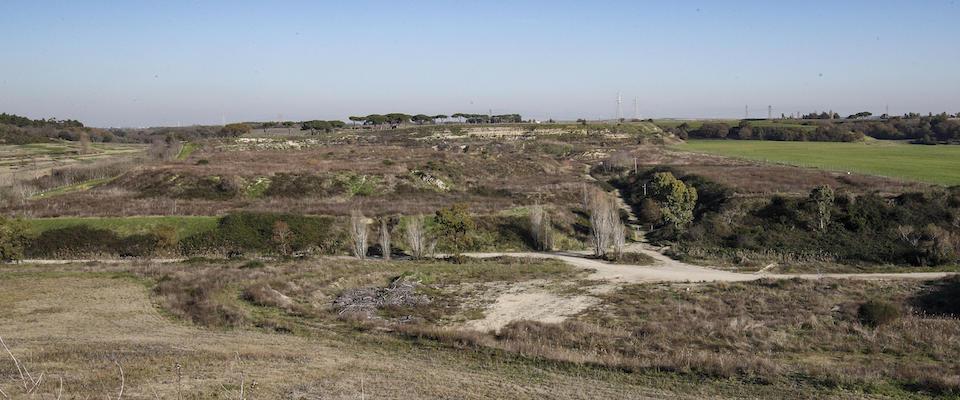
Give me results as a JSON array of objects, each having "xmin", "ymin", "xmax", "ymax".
[
  {"xmin": 462, "ymin": 176, "xmax": 955, "ymax": 332},
  {"xmin": 461, "ymin": 247, "xmax": 954, "ymax": 332}
]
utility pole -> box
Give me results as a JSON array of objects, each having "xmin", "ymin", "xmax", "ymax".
[
  {"xmin": 616, "ymin": 91, "xmax": 623, "ymax": 121},
  {"xmin": 633, "ymin": 97, "xmax": 639, "ymax": 119},
  {"xmin": 745, "ymin": 105, "xmax": 749, "ymax": 119},
  {"xmin": 768, "ymin": 105, "xmax": 772, "ymax": 120}
]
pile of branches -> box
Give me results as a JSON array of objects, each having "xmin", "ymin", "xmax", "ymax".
[{"xmin": 333, "ymin": 278, "xmax": 432, "ymax": 321}]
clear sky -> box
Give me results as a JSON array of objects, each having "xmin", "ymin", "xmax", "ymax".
[{"xmin": 1, "ymin": 1, "xmax": 958, "ymax": 127}]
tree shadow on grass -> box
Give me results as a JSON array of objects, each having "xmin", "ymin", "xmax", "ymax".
[{"xmin": 911, "ymin": 275, "xmax": 960, "ymax": 318}]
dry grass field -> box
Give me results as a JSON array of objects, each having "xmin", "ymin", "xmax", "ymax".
[
  {"xmin": 2, "ymin": 258, "xmax": 957, "ymax": 399},
  {"xmin": 2, "ymin": 127, "xmax": 927, "ymax": 218},
  {"xmin": 3, "ymin": 124, "xmax": 959, "ymax": 399}
]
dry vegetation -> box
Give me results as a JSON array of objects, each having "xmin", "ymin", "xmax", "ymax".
[
  {"xmin": 4, "ymin": 123, "xmax": 959, "ymax": 398},
  {"xmin": 3, "ymin": 126, "xmax": 927, "ymax": 219},
  {"xmin": 2, "ymin": 258, "xmax": 957, "ymax": 398}
]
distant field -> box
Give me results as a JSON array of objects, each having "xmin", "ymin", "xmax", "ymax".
[
  {"xmin": 673, "ymin": 140, "xmax": 960, "ymax": 185},
  {"xmin": 27, "ymin": 216, "xmax": 219, "ymax": 238}
]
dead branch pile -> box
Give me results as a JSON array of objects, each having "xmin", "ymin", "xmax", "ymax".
[{"xmin": 332, "ymin": 279, "xmax": 432, "ymax": 320}]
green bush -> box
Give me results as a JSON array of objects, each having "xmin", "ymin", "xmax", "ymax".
[
  {"xmin": 0, "ymin": 217, "xmax": 32, "ymax": 262},
  {"xmin": 179, "ymin": 212, "xmax": 344, "ymax": 256},
  {"xmin": 26, "ymin": 225, "xmax": 165, "ymax": 258},
  {"xmin": 858, "ymin": 300, "xmax": 901, "ymax": 327}
]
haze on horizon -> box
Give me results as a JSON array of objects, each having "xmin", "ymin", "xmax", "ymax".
[{"xmin": 1, "ymin": 0, "xmax": 958, "ymax": 128}]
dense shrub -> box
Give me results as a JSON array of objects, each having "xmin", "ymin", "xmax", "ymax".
[
  {"xmin": 616, "ymin": 170, "xmax": 960, "ymax": 267},
  {"xmin": 858, "ymin": 300, "xmax": 901, "ymax": 327},
  {"xmin": 264, "ymin": 173, "xmax": 335, "ymax": 197},
  {"xmin": 26, "ymin": 225, "xmax": 166, "ymax": 258},
  {"xmin": 178, "ymin": 212, "xmax": 344, "ymax": 256}
]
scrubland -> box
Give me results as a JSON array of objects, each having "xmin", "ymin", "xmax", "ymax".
[{"xmin": 3, "ymin": 122, "xmax": 960, "ymax": 399}]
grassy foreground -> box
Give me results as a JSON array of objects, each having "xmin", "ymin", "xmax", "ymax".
[{"xmin": 673, "ymin": 140, "xmax": 960, "ymax": 185}]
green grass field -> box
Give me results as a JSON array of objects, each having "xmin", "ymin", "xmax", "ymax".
[
  {"xmin": 27, "ymin": 216, "xmax": 219, "ymax": 238},
  {"xmin": 673, "ymin": 140, "xmax": 960, "ymax": 185},
  {"xmin": 177, "ymin": 141, "xmax": 200, "ymax": 159}
]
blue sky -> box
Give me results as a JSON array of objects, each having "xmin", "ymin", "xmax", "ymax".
[{"xmin": 1, "ymin": 1, "xmax": 958, "ymax": 127}]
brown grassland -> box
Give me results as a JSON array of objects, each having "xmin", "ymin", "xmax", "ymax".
[
  {"xmin": 2, "ymin": 125, "xmax": 959, "ymax": 399},
  {"xmin": 1, "ymin": 258, "xmax": 958, "ymax": 399}
]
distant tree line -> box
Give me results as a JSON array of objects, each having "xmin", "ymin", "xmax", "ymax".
[
  {"xmin": 666, "ymin": 121, "xmax": 863, "ymax": 142},
  {"xmin": 846, "ymin": 113, "xmax": 960, "ymax": 144},
  {"xmin": 344, "ymin": 113, "xmax": 523, "ymax": 129},
  {"xmin": 0, "ymin": 112, "xmax": 84, "ymax": 129}
]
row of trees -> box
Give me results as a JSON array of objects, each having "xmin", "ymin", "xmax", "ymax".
[
  {"xmin": 669, "ymin": 121, "xmax": 863, "ymax": 142},
  {"xmin": 348, "ymin": 203, "xmax": 476, "ymax": 261},
  {"xmin": 345, "ymin": 113, "xmax": 524, "ymax": 128},
  {"xmin": 300, "ymin": 120, "xmax": 345, "ymax": 134},
  {"xmin": 846, "ymin": 113, "xmax": 960, "ymax": 144},
  {"xmin": 0, "ymin": 112, "xmax": 84, "ymax": 129}
]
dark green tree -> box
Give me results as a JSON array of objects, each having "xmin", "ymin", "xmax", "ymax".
[
  {"xmin": 0, "ymin": 217, "xmax": 32, "ymax": 262},
  {"xmin": 385, "ymin": 113, "xmax": 412, "ymax": 125},
  {"xmin": 219, "ymin": 123, "xmax": 251, "ymax": 137},
  {"xmin": 364, "ymin": 114, "xmax": 388, "ymax": 127},
  {"xmin": 412, "ymin": 114, "xmax": 433, "ymax": 125},
  {"xmin": 649, "ymin": 172, "xmax": 697, "ymax": 228},
  {"xmin": 434, "ymin": 203, "xmax": 475, "ymax": 257}
]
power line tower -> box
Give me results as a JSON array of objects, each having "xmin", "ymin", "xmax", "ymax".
[
  {"xmin": 633, "ymin": 97, "xmax": 639, "ymax": 119},
  {"xmin": 745, "ymin": 105, "xmax": 749, "ymax": 119},
  {"xmin": 616, "ymin": 91, "xmax": 623, "ymax": 121},
  {"xmin": 768, "ymin": 105, "xmax": 772, "ymax": 119}
]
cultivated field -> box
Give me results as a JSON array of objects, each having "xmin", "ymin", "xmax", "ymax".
[
  {"xmin": 0, "ymin": 141, "xmax": 143, "ymax": 187},
  {"xmin": 673, "ymin": 139, "xmax": 960, "ymax": 185}
]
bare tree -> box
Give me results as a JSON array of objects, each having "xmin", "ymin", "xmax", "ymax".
[
  {"xmin": 350, "ymin": 210, "xmax": 368, "ymax": 259},
  {"xmin": 612, "ymin": 218, "xmax": 626, "ymax": 258},
  {"xmin": 379, "ymin": 216, "xmax": 393, "ymax": 260},
  {"xmin": 271, "ymin": 221, "xmax": 292, "ymax": 256},
  {"xmin": 530, "ymin": 204, "xmax": 553, "ymax": 251},
  {"xmin": 79, "ymin": 131, "xmax": 92, "ymax": 155},
  {"xmin": 587, "ymin": 190, "xmax": 618, "ymax": 257},
  {"xmin": 405, "ymin": 215, "xmax": 432, "ymax": 259}
]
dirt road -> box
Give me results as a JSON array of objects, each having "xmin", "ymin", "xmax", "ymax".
[{"xmin": 461, "ymin": 244, "xmax": 955, "ymax": 332}]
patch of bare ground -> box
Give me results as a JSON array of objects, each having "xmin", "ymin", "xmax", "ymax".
[{"xmin": 461, "ymin": 279, "xmax": 602, "ymax": 332}]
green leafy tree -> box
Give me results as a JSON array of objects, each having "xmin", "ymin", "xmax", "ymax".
[
  {"xmin": 649, "ymin": 172, "xmax": 697, "ymax": 228},
  {"xmin": 432, "ymin": 114, "xmax": 448, "ymax": 124},
  {"xmin": 434, "ymin": 203, "xmax": 475, "ymax": 257},
  {"xmin": 809, "ymin": 184, "xmax": 834, "ymax": 231},
  {"xmin": 300, "ymin": 120, "xmax": 331, "ymax": 134},
  {"xmin": 385, "ymin": 113, "xmax": 412, "ymax": 125},
  {"xmin": 411, "ymin": 114, "xmax": 433, "ymax": 125},
  {"xmin": 364, "ymin": 114, "xmax": 388, "ymax": 127},
  {"xmin": 219, "ymin": 123, "xmax": 251, "ymax": 137},
  {"xmin": 0, "ymin": 217, "xmax": 33, "ymax": 262}
]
